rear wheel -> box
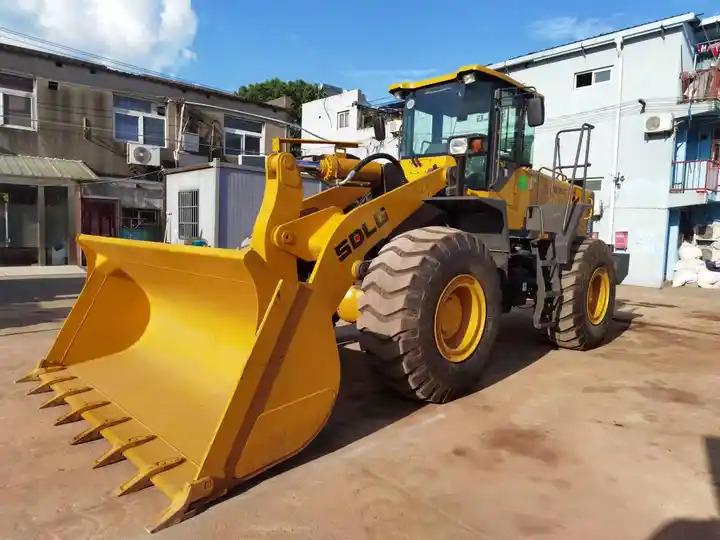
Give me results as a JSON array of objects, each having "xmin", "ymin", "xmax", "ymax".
[
  {"xmin": 548, "ymin": 239, "xmax": 616, "ymax": 349},
  {"xmin": 358, "ymin": 227, "xmax": 501, "ymax": 403}
]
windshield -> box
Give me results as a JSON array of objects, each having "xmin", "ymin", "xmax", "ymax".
[{"xmin": 401, "ymin": 81, "xmax": 494, "ymax": 157}]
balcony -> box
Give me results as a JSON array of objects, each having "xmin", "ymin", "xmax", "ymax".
[
  {"xmin": 680, "ymin": 67, "xmax": 720, "ymax": 102},
  {"xmin": 669, "ymin": 160, "xmax": 719, "ymax": 205},
  {"xmin": 671, "ymin": 160, "xmax": 719, "ymax": 192}
]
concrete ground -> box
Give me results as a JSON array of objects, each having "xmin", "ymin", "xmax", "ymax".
[
  {"xmin": 0, "ymin": 265, "xmax": 86, "ymax": 279},
  {"xmin": 0, "ymin": 279, "xmax": 718, "ymax": 540}
]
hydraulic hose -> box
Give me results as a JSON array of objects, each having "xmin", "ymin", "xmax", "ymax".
[{"xmin": 341, "ymin": 153, "xmax": 404, "ymax": 185}]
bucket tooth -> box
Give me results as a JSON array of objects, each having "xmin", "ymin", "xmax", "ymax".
[
  {"xmin": 16, "ymin": 365, "xmax": 65, "ymax": 383},
  {"xmin": 148, "ymin": 477, "xmax": 216, "ymax": 533},
  {"xmin": 27, "ymin": 375, "xmax": 76, "ymax": 395},
  {"xmin": 94, "ymin": 434, "xmax": 157, "ymax": 469},
  {"xmin": 54, "ymin": 400, "xmax": 110, "ymax": 425},
  {"xmin": 72, "ymin": 416, "xmax": 131, "ymax": 445},
  {"xmin": 39, "ymin": 386, "xmax": 92, "ymax": 409},
  {"xmin": 114, "ymin": 456, "xmax": 185, "ymax": 496}
]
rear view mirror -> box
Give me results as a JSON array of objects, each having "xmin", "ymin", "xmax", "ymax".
[
  {"xmin": 527, "ymin": 95, "xmax": 545, "ymax": 127},
  {"xmin": 373, "ymin": 116, "xmax": 386, "ymax": 141}
]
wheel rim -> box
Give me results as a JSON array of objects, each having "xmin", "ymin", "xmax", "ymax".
[
  {"xmin": 586, "ymin": 266, "xmax": 610, "ymax": 325},
  {"xmin": 433, "ymin": 274, "xmax": 486, "ymax": 363}
]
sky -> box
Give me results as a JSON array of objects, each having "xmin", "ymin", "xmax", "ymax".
[{"xmin": 0, "ymin": 0, "xmax": 718, "ymax": 102}]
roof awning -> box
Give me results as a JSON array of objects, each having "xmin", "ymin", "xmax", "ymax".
[{"xmin": 0, "ymin": 155, "xmax": 97, "ymax": 185}]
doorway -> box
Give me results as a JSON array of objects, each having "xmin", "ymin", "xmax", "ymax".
[
  {"xmin": 81, "ymin": 198, "xmax": 118, "ymax": 237},
  {"xmin": 0, "ymin": 183, "xmax": 38, "ymax": 266}
]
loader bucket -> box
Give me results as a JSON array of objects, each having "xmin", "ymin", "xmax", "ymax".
[{"xmin": 18, "ymin": 234, "xmax": 340, "ymax": 532}]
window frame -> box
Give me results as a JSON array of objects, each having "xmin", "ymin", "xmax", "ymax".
[
  {"xmin": 574, "ymin": 67, "xmax": 612, "ymax": 89},
  {"xmin": 112, "ymin": 95, "xmax": 167, "ymax": 147},
  {"xmin": 177, "ymin": 189, "xmax": 199, "ymax": 240},
  {"xmin": 496, "ymin": 92, "xmax": 533, "ymax": 167},
  {"xmin": 223, "ymin": 115, "xmax": 264, "ymax": 156},
  {"xmin": 337, "ymin": 110, "xmax": 350, "ymax": 129},
  {"xmin": 0, "ymin": 73, "xmax": 36, "ymax": 131}
]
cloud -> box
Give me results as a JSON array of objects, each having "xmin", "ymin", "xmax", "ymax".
[
  {"xmin": 529, "ymin": 16, "xmax": 615, "ymax": 42},
  {"xmin": 343, "ymin": 68, "xmax": 438, "ymax": 79},
  {"xmin": 0, "ymin": 0, "xmax": 198, "ymax": 73}
]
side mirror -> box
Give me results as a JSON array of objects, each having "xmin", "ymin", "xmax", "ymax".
[
  {"xmin": 527, "ymin": 95, "xmax": 545, "ymax": 127},
  {"xmin": 373, "ymin": 116, "xmax": 386, "ymax": 141}
]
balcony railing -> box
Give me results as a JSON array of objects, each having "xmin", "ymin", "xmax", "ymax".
[
  {"xmin": 680, "ymin": 67, "xmax": 720, "ymax": 102},
  {"xmin": 670, "ymin": 160, "xmax": 720, "ymax": 193}
]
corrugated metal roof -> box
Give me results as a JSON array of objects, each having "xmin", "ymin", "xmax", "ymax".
[{"xmin": 0, "ymin": 155, "xmax": 97, "ymax": 180}]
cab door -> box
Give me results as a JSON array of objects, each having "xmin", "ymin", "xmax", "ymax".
[{"xmin": 490, "ymin": 89, "xmax": 535, "ymax": 230}]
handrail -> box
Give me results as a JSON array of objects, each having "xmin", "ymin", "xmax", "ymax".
[
  {"xmin": 552, "ymin": 123, "xmax": 594, "ymax": 232},
  {"xmin": 670, "ymin": 159, "xmax": 719, "ymax": 193}
]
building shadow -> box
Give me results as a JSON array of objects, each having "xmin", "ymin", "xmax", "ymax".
[
  {"xmin": 0, "ymin": 277, "xmax": 82, "ymax": 331},
  {"xmin": 647, "ymin": 519, "xmax": 720, "ymax": 540},
  {"xmin": 646, "ymin": 436, "xmax": 720, "ymax": 540},
  {"xmin": 0, "ymin": 306, "xmax": 73, "ymax": 332},
  {"xmin": 706, "ymin": 436, "xmax": 720, "ymax": 515},
  {"xmin": 0, "ymin": 276, "xmax": 84, "ymax": 303}
]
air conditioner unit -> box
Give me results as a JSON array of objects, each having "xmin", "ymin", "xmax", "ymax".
[
  {"xmin": 644, "ymin": 113, "xmax": 674, "ymax": 134},
  {"xmin": 238, "ymin": 154, "xmax": 266, "ymax": 169},
  {"xmin": 181, "ymin": 132, "xmax": 200, "ymax": 153},
  {"xmin": 127, "ymin": 142, "xmax": 161, "ymax": 166}
]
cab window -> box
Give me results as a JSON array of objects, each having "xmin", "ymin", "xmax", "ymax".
[{"xmin": 496, "ymin": 92, "xmax": 534, "ymax": 166}]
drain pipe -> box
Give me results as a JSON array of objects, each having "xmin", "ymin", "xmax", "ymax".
[{"xmin": 608, "ymin": 35, "xmax": 624, "ymax": 245}]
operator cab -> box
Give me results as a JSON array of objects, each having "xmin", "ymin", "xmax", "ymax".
[{"xmin": 389, "ymin": 66, "xmax": 544, "ymax": 194}]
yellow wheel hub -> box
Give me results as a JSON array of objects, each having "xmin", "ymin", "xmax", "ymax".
[
  {"xmin": 586, "ymin": 266, "xmax": 610, "ymax": 325},
  {"xmin": 433, "ymin": 274, "xmax": 486, "ymax": 363}
]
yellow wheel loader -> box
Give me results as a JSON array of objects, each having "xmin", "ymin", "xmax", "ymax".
[{"xmin": 17, "ymin": 65, "xmax": 617, "ymax": 531}]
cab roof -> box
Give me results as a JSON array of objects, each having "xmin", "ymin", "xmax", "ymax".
[{"xmin": 388, "ymin": 64, "xmax": 534, "ymax": 95}]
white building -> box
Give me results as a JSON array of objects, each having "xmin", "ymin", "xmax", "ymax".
[
  {"xmin": 490, "ymin": 11, "xmax": 720, "ymax": 287},
  {"xmin": 301, "ymin": 89, "xmax": 401, "ymax": 158}
]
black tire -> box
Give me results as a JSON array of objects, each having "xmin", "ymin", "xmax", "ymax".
[
  {"xmin": 357, "ymin": 226, "xmax": 502, "ymax": 403},
  {"xmin": 548, "ymin": 239, "xmax": 616, "ymax": 350}
]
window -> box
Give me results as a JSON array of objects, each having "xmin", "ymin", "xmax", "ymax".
[
  {"xmin": 575, "ymin": 68, "xmax": 611, "ymax": 89},
  {"xmin": 337, "ymin": 110, "xmax": 350, "ymax": 129},
  {"xmin": 575, "ymin": 72, "xmax": 593, "ymax": 88},
  {"xmin": 113, "ymin": 95, "xmax": 166, "ymax": 146},
  {"xmin": 402, "ymin": 81, "xmax": 494, "ymax": 157},
  {"xmin": 0, "ymin": 72, "xmax": 34, "ymax": 129},
  {"xmin": 495, "ymin": 91, "xmax": 534, "ymax": 165},
  {"xmin": 224, "ymin": 115, "xmax": 263, "ymax": 156},
  {"xmin": 121, "ymin": 208, "xmax": 160, "ymax": 228},
  {"xmin": 359, "ymin": 110, "xmax": 377, "ymax": 129},
  {"xmin": 497, "ymin": 97, "xmax": 522, "ymax": 161},
  {"xmin": 178, "ymin": 190, "xmax": 199, "ymax": 239},
  {"xmin": 594, "ymin": 69, "xmax": 611, "ymax": 83}
]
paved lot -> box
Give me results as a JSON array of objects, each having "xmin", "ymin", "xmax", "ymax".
[{"xmin": 0, "ymin": 279, "xmax": 719, "ymax": 539}]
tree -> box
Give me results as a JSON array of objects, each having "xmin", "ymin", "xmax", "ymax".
[{"xmin": 236, "ymin": 78, "xmax": 326, "ymax": 129}]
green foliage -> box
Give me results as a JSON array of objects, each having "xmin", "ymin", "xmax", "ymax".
[{"xmin": 236, "ymin": 78, "xmax": 326, "ymax": 127}]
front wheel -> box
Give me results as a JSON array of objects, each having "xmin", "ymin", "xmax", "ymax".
[
  {"xmin": 357, "ymin": 227, "xmax": 502, "ymax": 403},
  {"xmin": 548, "ymin": 239, "xmax": 616, "ymax": 349}
]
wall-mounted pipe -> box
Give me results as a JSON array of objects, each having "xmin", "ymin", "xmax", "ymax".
[{"xmin": 608, "ymin": 35, "xmax": 625, "ymax": 245}]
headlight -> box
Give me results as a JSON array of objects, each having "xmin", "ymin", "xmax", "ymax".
[
  {"xmin": 461, "ymin": 72, "xmax": 477, "ymax": 85},
  {"xmin": 449, "ymin": 137, "xmax": 468, "ymax": 155}
]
